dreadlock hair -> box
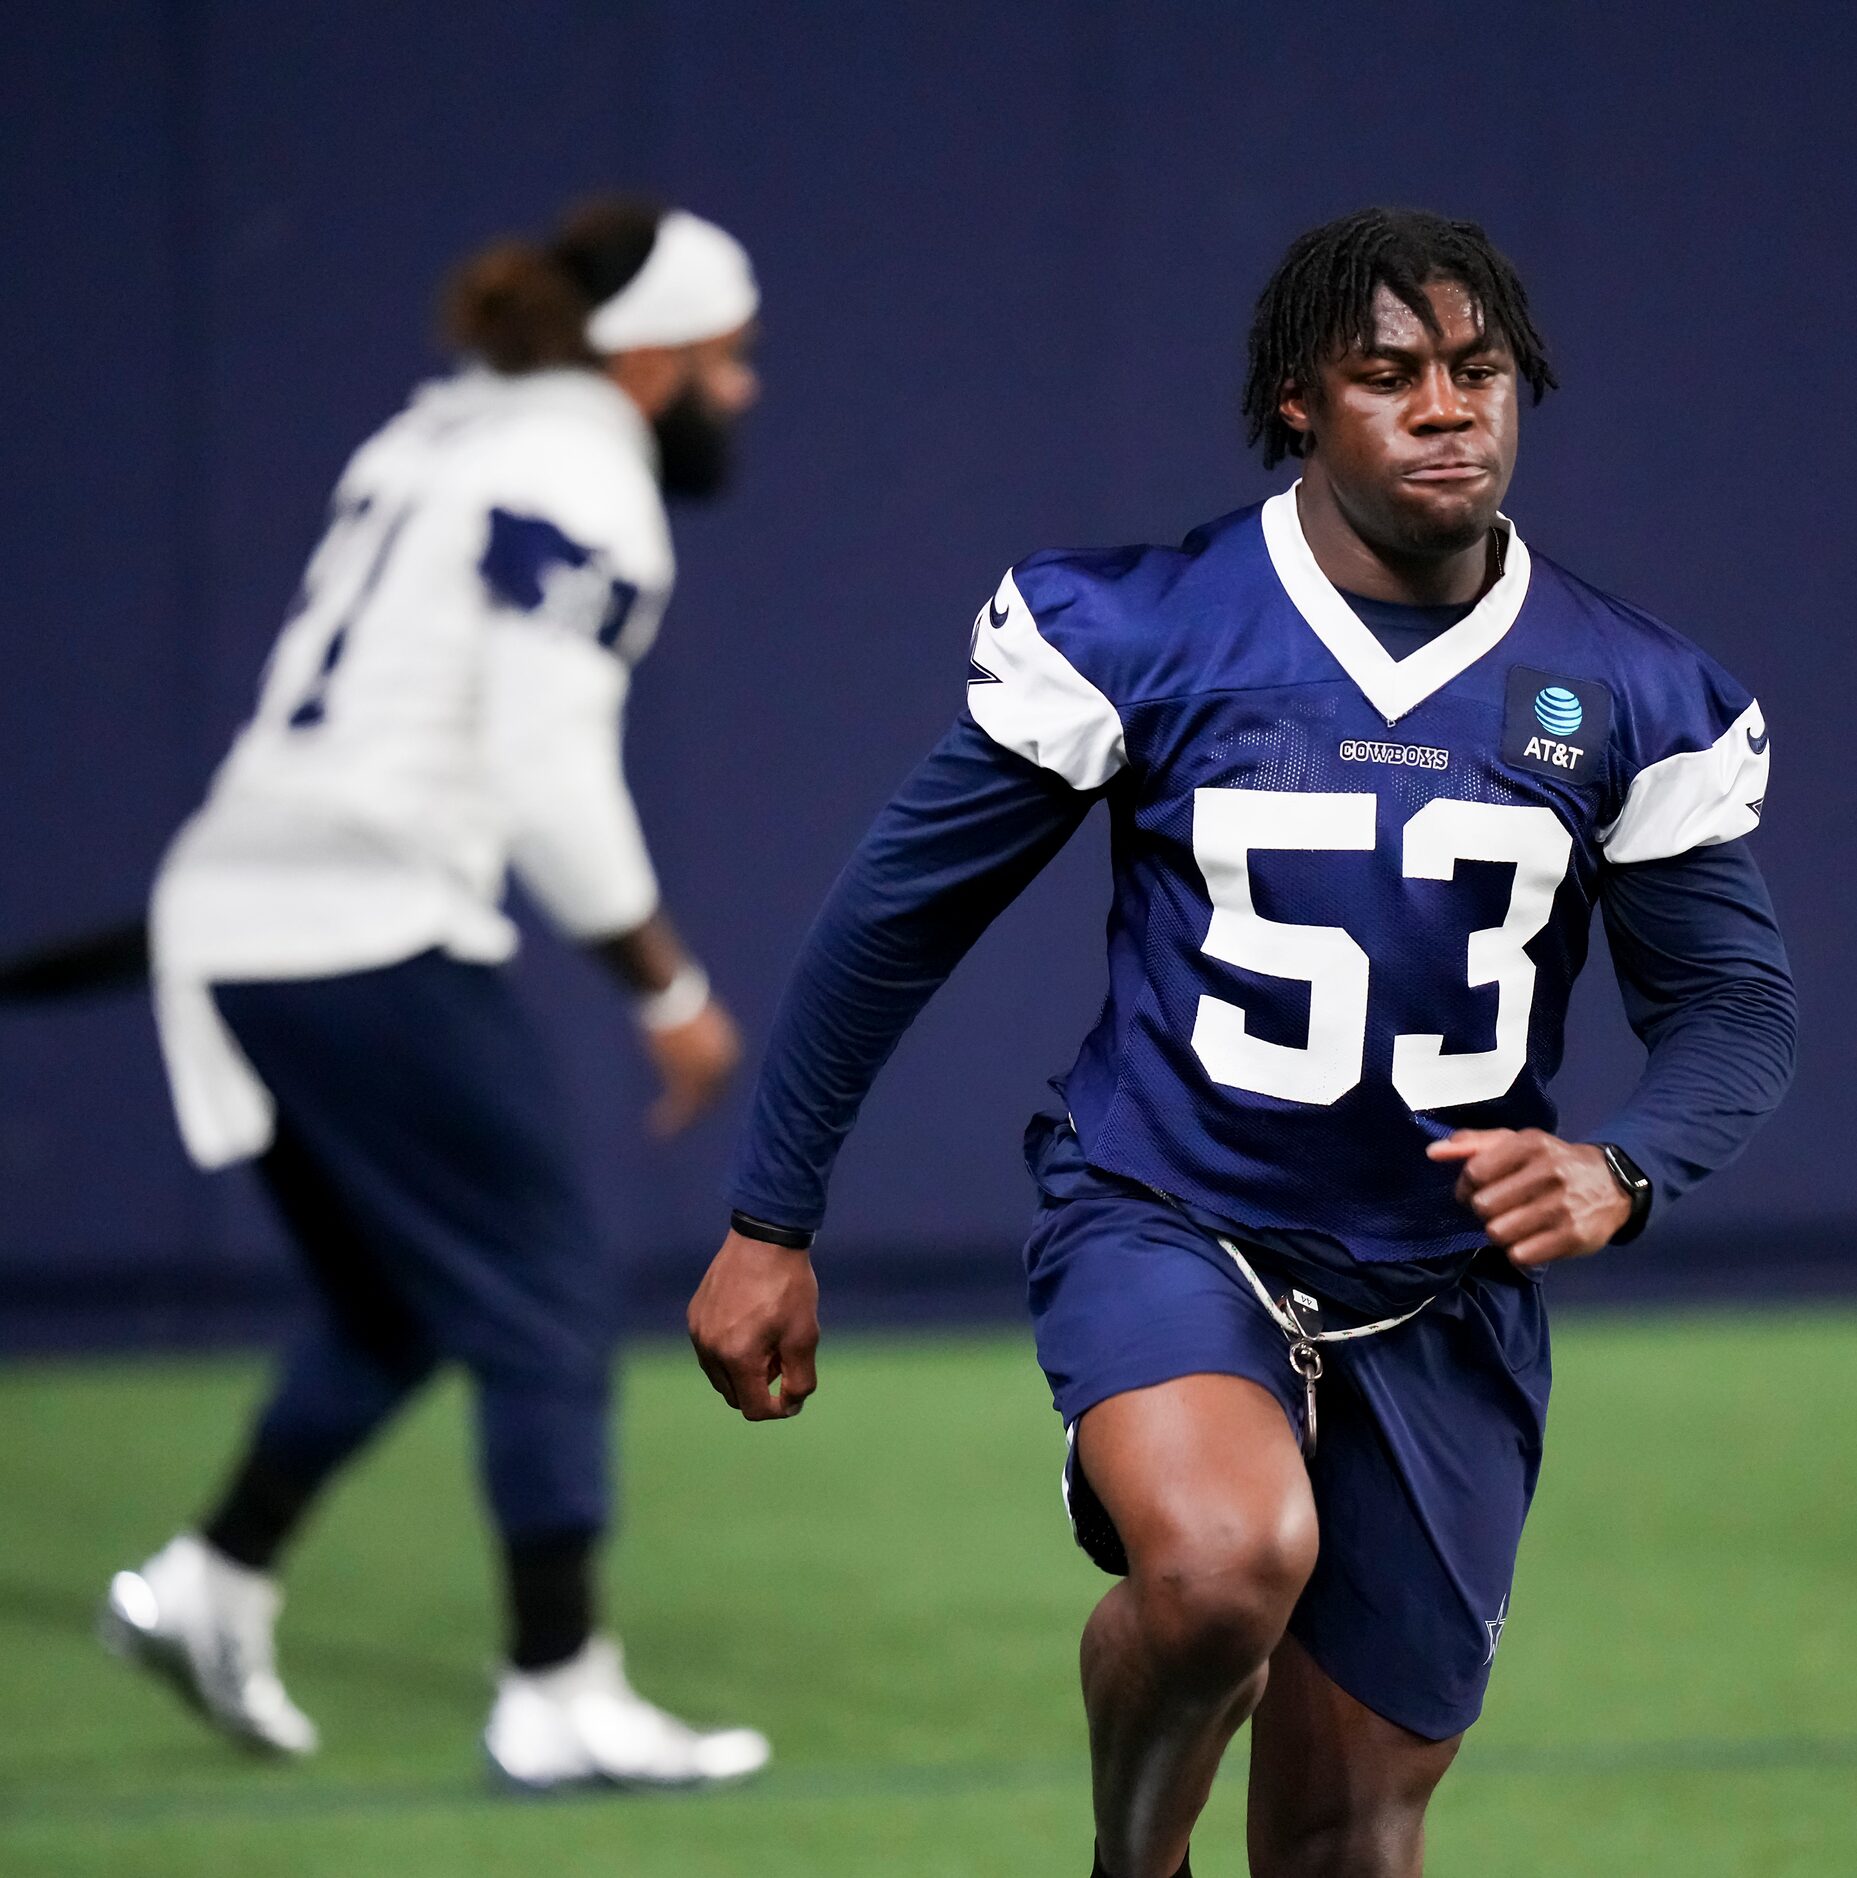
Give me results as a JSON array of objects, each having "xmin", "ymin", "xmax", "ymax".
[{"xmin": 1241, "ymin": 207, "xmax": 1557, "ymax": 470}]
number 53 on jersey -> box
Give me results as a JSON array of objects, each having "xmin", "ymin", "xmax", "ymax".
[{"xmin": 1191, "ymin": 789, "xmax": 1572, "ymax": 1112}]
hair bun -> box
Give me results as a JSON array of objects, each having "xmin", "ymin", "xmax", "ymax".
[{"xmin": 438, "ymin": 239, "xmax": 592, "ymax": 374}]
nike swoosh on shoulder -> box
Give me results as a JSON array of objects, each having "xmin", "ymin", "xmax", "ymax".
[
  {"xmin": 987, "ymin": 593, "xmax": 1011, "ymax": 628},
  {"xmin": 1747, "ymin": 726, "xmax": 1769, "ymax": 755},
  {"xmin": 968, "ymin": 617, "xmax": 1002, "ymax": 685}
]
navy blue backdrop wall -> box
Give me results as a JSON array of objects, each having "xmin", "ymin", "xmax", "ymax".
[{"xmin": 3, "ymin": 2, "xmax": 1852, "ymax": 1338}]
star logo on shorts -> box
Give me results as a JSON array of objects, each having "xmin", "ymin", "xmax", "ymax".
[{"xmin": 1482, "ymin": 1594, "xmax": 1509, "ymax": 1665}]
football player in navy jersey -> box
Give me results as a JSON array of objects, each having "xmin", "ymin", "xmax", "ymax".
[{"xmin": 688, "ymin": 209, "xmax": 1795, "ymax": 1876}]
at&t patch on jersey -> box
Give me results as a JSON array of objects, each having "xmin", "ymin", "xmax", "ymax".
[{"xmin": 1501, "ymin": 665, "xmax": 1612, "ymax": 782}]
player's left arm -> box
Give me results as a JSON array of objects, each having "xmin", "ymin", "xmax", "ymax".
[
  {"xmin": 477, "ymin": 484, "xmax": 740, "ymax": 1135},
  {"xmin": 482, "ymin": 625, "xmax": 744, "ymax": 1135},
  {"xmin": 1426, "ymin": 1128, "xmax": 1636, "ymax": 1266},
  {"xmin": 1434, "ymin": 655, "xmax": 1795, "ymax": 1266}
]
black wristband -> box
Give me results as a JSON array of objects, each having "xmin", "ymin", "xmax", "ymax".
[
  {"xmin": 1598, "ymin": 1144, "xmax": 1653, "ymax": 1245},
  {"xmin": 729, "ymin": 1209, "xmax": 816, "ymax": 1252}
]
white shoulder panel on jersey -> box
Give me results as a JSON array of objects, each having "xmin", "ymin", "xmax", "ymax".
[
  {"xmin": 1600, "ymin": 699, "xmax": 1769, "ymax": 863},
  {"xmin": 492, "ymin": 425, "xmax": 669, "ymax": 578},
  {"xmin": 965, "ymin": 569, "xmax": 1127, "ymax": 790},
  {"xmin": 474, "ymin": 384, "xmax": 672, "ymax": 567},
  {"xmin": 467, "ymin": 395, "xmax": 672, "ymax": 667}
]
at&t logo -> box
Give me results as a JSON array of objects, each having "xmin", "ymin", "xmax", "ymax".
[{"xmin": 1533, "ymin": 686, "xmax": 1584, "ymax": 736}]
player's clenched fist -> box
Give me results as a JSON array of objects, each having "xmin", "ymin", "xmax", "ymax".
[
  {"xmin": 688, "ymin": 1231, "xmax": 820, "ymax": 1421},
  {"xmin": 1427, "ymin": 1128, "xmax": 1632, "ymax": 1267}
]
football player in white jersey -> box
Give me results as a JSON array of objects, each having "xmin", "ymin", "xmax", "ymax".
[{"xmin": 92, "ymin": 195, "xmax": 772, "ymax": 1788}]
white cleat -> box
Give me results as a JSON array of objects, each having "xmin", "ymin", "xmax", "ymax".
[
  {"xmin": 484, "ymin": 1636, "xmax": 770, "ymax": 1792},
  {"xmin": 99, "ymin": 1532, "xmax": 319, "ymax": 1756}
]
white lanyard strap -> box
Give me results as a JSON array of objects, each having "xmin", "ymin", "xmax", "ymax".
[
  {"xmin": 1114, "ymin": 1150, "xmax": 1435, "ymax": 1353},
  {"xmin": 1218, "ymin": 1237, "xmax": 1432, "ymax": 1344}
]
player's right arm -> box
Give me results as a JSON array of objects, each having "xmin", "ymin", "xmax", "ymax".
[
  {"xmin": 689, "ymin": 713, "xmax": 1103, "ymax": 1421},
  {"xmin": 690, "ymin": 567, "xmax": 1128, "ymax": 1420}
]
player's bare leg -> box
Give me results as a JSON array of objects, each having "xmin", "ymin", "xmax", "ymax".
[
  {"xmin": 1076, "ymin": 1373, "xmax": 1317, "ymax": 1878},
  {"xmin": 1247, "ymin": 1633, "xmax": 1462, "ymax": 1877}
]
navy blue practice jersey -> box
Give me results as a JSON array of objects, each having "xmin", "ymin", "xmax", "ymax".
[{"xmin": 966, "ymin": 488, "xmax": 1769, "ymax": 1262}]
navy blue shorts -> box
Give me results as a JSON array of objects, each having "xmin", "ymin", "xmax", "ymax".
[
  {"xmin": 1025, "ymin": 1177, "xmax": 1550, "ymax": 1742},
  {"xmin": 216, "ymin": 952, "xmax": 618, "ymax": 1391}
]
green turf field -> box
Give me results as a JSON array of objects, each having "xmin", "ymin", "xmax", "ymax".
[{"xmin": 1, "ymin": 1311, "xmax": 1852, "ymax": 1876}]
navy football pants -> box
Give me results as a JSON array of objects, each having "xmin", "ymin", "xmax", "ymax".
[{"xmin": 216, "ymin": 952, "xmax": 618, "ymax": 1543}]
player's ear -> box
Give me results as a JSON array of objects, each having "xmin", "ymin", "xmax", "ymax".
[{"xmin": 1277, "ymin": 375, "xmax": 1315, "ymax": 442}]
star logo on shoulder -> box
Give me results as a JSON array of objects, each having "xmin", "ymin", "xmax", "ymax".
[{"xmin": 1482, "ymin": 1594, "xmax": 1509, "ymax": 1665}]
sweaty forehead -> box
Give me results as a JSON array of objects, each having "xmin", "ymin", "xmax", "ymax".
[{"xmin": 1360, "ymin": 278, "xmax": 1488, "ymax": 354}]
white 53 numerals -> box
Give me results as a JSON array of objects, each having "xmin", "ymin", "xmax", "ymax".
[{"xmin": 1190, "ymin": 789, "xmax": 1573, "ymax": 1112}]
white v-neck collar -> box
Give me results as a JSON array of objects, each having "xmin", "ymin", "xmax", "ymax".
[{"xmin": 1260, "ymin": 482, "xmax": 1531, "ymax": 726}]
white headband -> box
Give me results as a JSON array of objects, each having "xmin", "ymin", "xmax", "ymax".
[{"xmin": 584, "ymin": 210, "xmax": 759, "ymax": 353}]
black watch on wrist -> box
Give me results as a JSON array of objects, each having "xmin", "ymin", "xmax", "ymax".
[{"xmin": 1597, "ymin": 1144, "xmax": 1653, "ymax": 1245}]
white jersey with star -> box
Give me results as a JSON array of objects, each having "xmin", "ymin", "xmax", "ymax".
[{"xmin": 153, "ymin": 366, "xmax": 674, "ymax": 1166}]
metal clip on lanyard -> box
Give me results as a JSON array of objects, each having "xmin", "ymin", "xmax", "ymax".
[{"xmin": 1218, "ymin": 1239, "xmax": 1433, "ymax": 1459}]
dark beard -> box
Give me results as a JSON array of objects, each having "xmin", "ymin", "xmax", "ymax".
[{"xmin": 652, "ymin": 388, "xmax": 735, "ymax": 498}]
